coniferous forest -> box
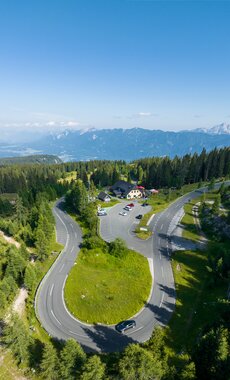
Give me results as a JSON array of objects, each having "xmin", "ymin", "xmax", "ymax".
[{"xmin": 0, "ymin": 147, "xmax": 229, "ymax": 379}]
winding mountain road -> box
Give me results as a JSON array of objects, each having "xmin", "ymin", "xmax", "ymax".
[{"xmin": 35, "ymin": 183, "xmax": 228, "ymax": 352}]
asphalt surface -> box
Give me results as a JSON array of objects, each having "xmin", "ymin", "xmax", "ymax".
[{"xmin": 36, "ymin": 182, "xmax": 229, "ymax": 352}]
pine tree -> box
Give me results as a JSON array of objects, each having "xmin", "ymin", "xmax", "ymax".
[
  {"xmin": 40, "ymin": 342, "xmax": 58, "ymax": 380},
  {"xmin": 59, "ymin": 339, "xmax": 86, "ymax": 380},
  {"xmin": 3, "ymin": 314, "xmax": 31, "ymax": 364},
  {"xmin": 24, "ymin": 264, "xmax": 37, "ymax": 291},
  {"xmin": 80, "ymin": 355, "xmax": 105, "ymax": 380},
  {"xmin": 119, "ymin": 344, "xmax": 163, "ymax": 380}
]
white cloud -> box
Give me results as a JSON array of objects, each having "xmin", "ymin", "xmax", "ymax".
[
  {"xmin": 128, "ymin": 112, "xmax": 156, "ymax": 119},
  {"xmin": 0, "ymin": 120, "xmax": 80, "ymax": 131},
  {"xmin": 138, "ymin": 112, "xmax": 152, "ymax": 117}
]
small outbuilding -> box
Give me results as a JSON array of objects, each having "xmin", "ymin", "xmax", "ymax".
[{"xmin": 98, "ymin": 191, "xmax": 111, "ymax": 202}]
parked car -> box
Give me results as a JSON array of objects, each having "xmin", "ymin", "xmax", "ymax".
[
  {"xmin": 115, "ymin": 320, "xmax": 136, "ymax": 333},
  {"xmin": 142, "ymin": 202, "xmax": 149, "ymax": 207},
  {"xmin": 127, "ymin": 203, "xmax": 135, "ymax": 208},
  {"xmin": 124, "ymin": 206, "xmax": 132, "ymax": 211},
  {"xmin": 97, "ymin": 210, "xmax": 107, "ymax": 216},
  {"xmin": 119, "ymin": 211, "xmax": 127, "ymax": 216},
  {"xmin": 136, "ymin": 214, "xmax": 143, "ymax": 219}
]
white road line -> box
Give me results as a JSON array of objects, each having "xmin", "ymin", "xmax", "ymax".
[
  {"xmin": 159, "ymin": 293, "xmax": 164, "ymax": 308},
  {"xmin": 68, "ymin": 330, "xmax": 90, "ymax": 339},
  {"xmin": 160, "ymin": 224, "xmax": 163, "ymax": 230},
  {"xmin": 160, "ymin": 252, "xmax": 162, "ymax": 260},
  {"xmin": 59, "ymin": 263, "xmax": 65, "ymax": 273},
  {"xmin": 161, "ymin": 266, "xmax": 164, "ymax": 278},
  {"xmin": 75, "ymin": 232, "xmax": 77, "ymax": 238},
  {"xmin": 51, "ymin": 309, "xmax": 61, "ymax": 325},
  {"xmin": 50, "ymin": 283, "xmax": 54, "ymax": 297},
  {"xmin": 128, "ymin": 326, "xmax": 143, "ymax": 335},
  {"xmin": 71, "ymin": 246, "xmax": 74, "ymax": 253},
  {"xmin": 158, "ymin": 238, "xmax": 160, "ymax": 245}
]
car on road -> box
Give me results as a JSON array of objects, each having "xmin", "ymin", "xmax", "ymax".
[
  {"xmin": 115, "ymin": 320, "xmax": 136, "ymax": 333},
  {"xmin": 124, "ymin": 206, "xmax": 132, "ymax": 211},
  {"xmin": 119, "ymin": 211, "xmax": 127, "ymax": 216},
  {"xmin": 136, "ymin": 214, "xmax": 143, "ymax": 219}
]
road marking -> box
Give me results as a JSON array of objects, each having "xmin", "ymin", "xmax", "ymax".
[
  {"xmin": 75, "ymin": 232, "xmax": 77, "ymax": 238},
  {"xmin": 71, "ymin": 246, "xmax": 74, "ymax": 253},
  {"xmin": 158, "ymin": 238, "xmax": 160, "ymax": 245},
  {"xmin": 50, "ymin": 283, "xmax": 54, "ymax": 296},
  {"xmin": 160, "ymin": 252, "xmax": 162, "ymax": 260},
  {"xmin": 161, "ymin": 266, "xmax": 164, "ymax": 278},
  {"xmin": 68, "ymin": 330, "xmax": 90, "ymax": 339},
  {"xmin": 128, "ymin": 326, "xmax": 143, "ymax": 335},
  {"xmin": 51, "ymin": 309, "xmax": 61, "ymax": 325},
  {"xmin": 59, "ymin": 263, "xmax": 65, "ymax": 273},
  {"xmin": 159, "ymin": 293, "xmax": 164, "ymax": 308},
  {"xmin": 160, "ymin": 224, "xmax": 163, "ymax": 230}
]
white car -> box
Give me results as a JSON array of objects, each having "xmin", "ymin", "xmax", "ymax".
[
  {"xmin": 97, "ymin": 211, "xmax": 107, "ymax": 216},
  {"xmin": 119, "ymin": 211, "xmax": 127, "ymax": 216},
  {"xmin": 124, "ymin": 206, "xmax": 132, "ymax": 211}
]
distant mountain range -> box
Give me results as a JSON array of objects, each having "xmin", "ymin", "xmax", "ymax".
[{"xmin": 0, "ymin": 123, "xmax": 230, "ymax": 162}]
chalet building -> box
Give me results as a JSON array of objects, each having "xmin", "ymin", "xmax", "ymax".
[
  {"xmin": 97, "ymin": 191, "xmax": 111, "ymax": 202},
  {"xmin": 111, "ymin": 180, "xmax": 143, "ymax": 199}
]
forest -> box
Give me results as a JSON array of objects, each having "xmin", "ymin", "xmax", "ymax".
[{"xmin": 0, "ymin": 146, "xmax": 229, "ymax": 379}]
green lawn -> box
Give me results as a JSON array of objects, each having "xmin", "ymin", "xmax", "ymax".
[
  {"xmin": 96, "ymin": 198, "xmax": 120, "ymax": 208},
  {"xmin": 181, "ymin": 191, "xmax": 219, "ymax": 242},
  {"xmin": 181, "ymin": 200, "xmax": 201, "ymax": 243},
  {"xmin": 165, "ymin": 249, "xmax": 228, "ymax": 354},
  {"xmin": 65, "ymin": 248, "xmax": 152, "ymax": 324}
]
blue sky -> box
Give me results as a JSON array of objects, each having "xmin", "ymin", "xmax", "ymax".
[{"xmin": 0, "ymin": 0, "xmax": 230, "ymax": 132}]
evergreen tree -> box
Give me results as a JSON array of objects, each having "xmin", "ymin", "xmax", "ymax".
[
  {"xmin": 119, "ymin": 344, "xmax": 163, "ymax": 380},
  {"xmin": 5, "ymin": 248, "xmax": 26, "ymax": 282},
  {"xmin": 40, "ymin": 342, "xmax": 58, "ymax": 380},
  {"xmin": 212, "ymin": 194, "xmax": 221, "ymax": 214},
  {"xmin": 59, "ymin": 339, "xmax": 86, "ymax": 380},
  {"xmin": 3, "ymin": 314, "xmax": 31, "ymax": 364},
  {"xmin": 193, "ymin": 326, "xmax": 230, "ymax": 380},
  {"xmin": 35, "ymin": 228, "xmax": 49, "ymax": 260},
  {"xmin": 24, "ymin": 264, "xmax": 37, "ymax": 291},
  {"xmin": 80, "ymin": 355, "xmax": 105, "ymax": 380},
  {"xmin": 180, "ymin": 362, "xmax": 196, "ymax": 380}
]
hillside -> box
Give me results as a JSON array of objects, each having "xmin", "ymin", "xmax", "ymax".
[{"xmin": 0, "ymin": 154, "xmax": 62, "ymax": 165}]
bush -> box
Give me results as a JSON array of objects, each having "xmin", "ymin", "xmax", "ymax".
[{"xmin": 109, "ymin": 238, "xmax": 128, "ymax": 258}]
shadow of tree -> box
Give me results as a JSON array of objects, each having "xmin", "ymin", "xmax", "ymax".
[
  {"xmin": 82, "ymin": 324, "xmax": 138, "ymax": 353},
  {"xmin": 146, "ymin": 300, "xmax": 175, "ymax": 326}
]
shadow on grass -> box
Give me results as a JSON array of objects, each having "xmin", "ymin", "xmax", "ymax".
[
  {"xmin": 82, "ymin": 324, "xmax": 138, "ymax": 353},
  {"xmin": 164, "ymin": 249, "xmax": 209, "ymax": 352},
  {"xmin": 146, "ymin": 299, "xmax": 175, "ymax": 326}
]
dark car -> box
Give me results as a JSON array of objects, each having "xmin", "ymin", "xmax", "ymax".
[
  {"xmin": 115, "ymin": 320, "xmax": 136, "ymax": 333},
  {"xmin": 142, "ymin": 202, "xmax": 149, "ymax": 207},
  {"xmin": 136, "ymin": 214, "xmax": 143, "ymax": 219}
]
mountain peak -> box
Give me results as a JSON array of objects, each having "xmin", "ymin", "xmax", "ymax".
[{"xmin": 193, "ymin": 123, "xmax": 230, "ymax": 135}]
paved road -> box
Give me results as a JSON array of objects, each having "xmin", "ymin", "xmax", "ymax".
[{"xmin": 36, "ymin": 182, "xmax": 229, "ymax": 352}]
